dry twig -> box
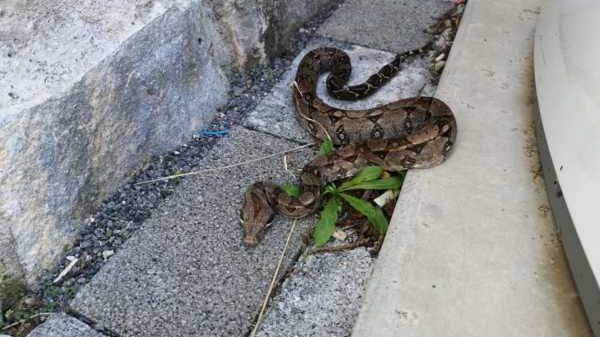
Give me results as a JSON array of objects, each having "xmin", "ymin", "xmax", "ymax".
[
  {"xmin": 136, "ymin": 143, "xmax": 316, "ymax": 185},
  {"xmin": 307, "ymin": 237, "xmax": 372, "ymax": 255},
  {"xmin": 249, "ymin": 219, "xmax": 298, "ymax": 337},
  {"xmin": 1, "ymin": 312, "xmax": 52, "ymax": 331},
  {"xmin": 53, "ymin": 256, "xmax": 78, "ymax": 284}
]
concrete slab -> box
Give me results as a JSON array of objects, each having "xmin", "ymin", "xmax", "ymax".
[
  {"xmin": 317, "ymin": 0, "xmax": 453, "ymax": 53},
  {"xmin": 244, "ymin": 43, "xmax": 435, "ymax": 144},
  {"xmin": 69, "ymin": 127, "xmax": 315, "ymax": 337},
  {"xmin": 0, "ymin": 0, "xmax": 190, "ymax": 115},
  {"xmin": 351, "ymin": 1, "xmax": 592, "ymax": 337},
  {"xmin": 27, "ymin": 314, "xmax": 105, "ymax": 337},
  {"xmin": 256, "ymin": 249, "xmax": 373, "ymax": 337}
]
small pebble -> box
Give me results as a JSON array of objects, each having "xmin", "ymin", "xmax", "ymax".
[
  {"xmin": 433, "ymin": 61, "xmax": 446, "ymax": 72},
  {"xmin": 21, "ymin": 295, "xmax": 41, "ymax": 308},
  {"xmin": 102, "ymin": 249, "xmax": 114, "ymax": 260},
  {"xmin": 332, "ymin": 229, "xmax": 348, "ymax": 241}
]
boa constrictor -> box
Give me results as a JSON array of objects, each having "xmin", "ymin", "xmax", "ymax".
[{"xmin": 241, "ymin": 46, "xmax": 457, "ymax": 246}]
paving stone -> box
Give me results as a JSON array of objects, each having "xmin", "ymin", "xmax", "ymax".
[
  {"xmin": 317, "ymin": 0, "xmax": 453, "ymax": 53},
  {"xmin": 256, "ymin": 249, "xmax": 374, "ymax": 337},
  {"xmin": 27, "ymin": 314, "xmax": 105, "ymax": 337},
  {"xmin": 69, "ymin": 127, "xmax": 315, "ymax": 337},
  {"xmin": 244, "ymin": 42, "xmax": 435, "ymax": 144}
]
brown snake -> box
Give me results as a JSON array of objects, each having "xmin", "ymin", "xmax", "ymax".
[{"xmin": 241, "ymin": 46, "xmax": 457, "ymax": 246}]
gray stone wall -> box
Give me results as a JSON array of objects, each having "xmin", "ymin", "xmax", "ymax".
[{"xmin": 0, "ymin": 0, "xmax": 334, "ymax": 285}]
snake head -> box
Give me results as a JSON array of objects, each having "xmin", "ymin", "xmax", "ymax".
[{"xmin": 240, "ymin": 182, "xmax": 275, "ymax": 246}]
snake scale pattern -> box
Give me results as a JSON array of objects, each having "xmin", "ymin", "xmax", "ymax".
[{"xmin": 241, "ymin": 46, "xmax": 457, "ymax": 246}]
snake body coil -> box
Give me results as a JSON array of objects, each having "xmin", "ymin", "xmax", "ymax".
[{"xmin": 241, "ymin": 47, "xmax": 457, "ymax": 246}]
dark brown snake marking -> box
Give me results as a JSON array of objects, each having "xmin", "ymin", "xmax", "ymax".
[{"xmin": 241, "ymin": 47, "xmax": 457, "ymax": 246}]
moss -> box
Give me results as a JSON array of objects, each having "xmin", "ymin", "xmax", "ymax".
[
  {"xmin": 41, "ymin": 284, "xmax": 61, "ymax": 299},
  {"xmin": 0, "ymin": 271, "xmax": 26, "ymax": 311},
  {"xmin": 0, "ymin": 271, "xmax": 46, "ymax": 336}
]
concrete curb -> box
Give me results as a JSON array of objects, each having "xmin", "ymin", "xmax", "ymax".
[{"xmin": 351, "ymin": 1, "xmax": 592, "ymax": 336}]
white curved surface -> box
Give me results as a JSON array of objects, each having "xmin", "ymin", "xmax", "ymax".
[
  {"xmin": 535, "ymin": 0, "xmax": 600, "ymax": 309},
  {"xmin": 535, "ymin": 0, "xmax": 600, "ymax": 334}
]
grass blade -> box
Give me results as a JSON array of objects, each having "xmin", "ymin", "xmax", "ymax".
[
  {"xmin": 313, "ymin": 196, "xmax": 341, "ymax": 246},
  {"xmin": 319, "ymin": 139, "xmax": 334, "ymax": 155},
  {"xmin": 340, "ymin": 176, "xmax": 403, "ymax": 191},
  {"xmin": 338, "ymin": 166, "xmax": 383, "ymax": 190},
  {"xmin": 280, "ymin": 183, "xmax": 300, "ymax": 198},
  {"xmin": 339, "ymin": 193, "xmax": 388, "ymax": 233}
]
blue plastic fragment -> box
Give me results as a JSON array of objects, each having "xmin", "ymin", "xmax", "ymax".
[{"xmin": 198, "ymin": 126, "xmax": 230, "ymax": 137}]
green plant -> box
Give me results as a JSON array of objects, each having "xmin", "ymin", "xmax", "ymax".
[
  {"xmin": 0, "ymin": 277, "xmax": 54, "ymax": 337},
  {"xmin": 319, "ymin": 139, "xmax": 334, "ymax": 156},
  {"xmin": 0, "ymin": 272, "xmax": 26, "ymax": 313},
  {"xmin": 0, "ymin": 271, "xmax": 27, "ymax": 333},
  {"xmin": 280, "ymin": 183, "xmax": 300, "ymax": 198},
  {"xmin": 312, "ymin": 166, "xmax": 404, "ymax": 246}
]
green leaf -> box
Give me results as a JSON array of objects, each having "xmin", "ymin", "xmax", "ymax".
[
  {"xmin": 340, "ymin": 176, "xmax": 403, "ymax": 191},
  {"xmin": 280, "ymin": 183, "xmax": 300, "ymax": 198},
  {"xmin": 319, "ymin": 139, "xmax": 334, "ymax": 155},
  {"xmin": 339, "ymin": 193, "xmax": 388, "ymax": 233},
  {"xmin": 323, "ymin": 183, "xmax": 337, "ymax": 195},
  {"xmin": 338, "ymin": 166, "xmax": 384, "ymax": 191},
  {"xmin": 312, "ymin": 197, "xmax": 341, "ymax": 246}
]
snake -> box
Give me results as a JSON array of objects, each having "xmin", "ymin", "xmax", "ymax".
[{"xmin": 240, "ymin": 46, "xmax": 457, "ymax": 246}]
